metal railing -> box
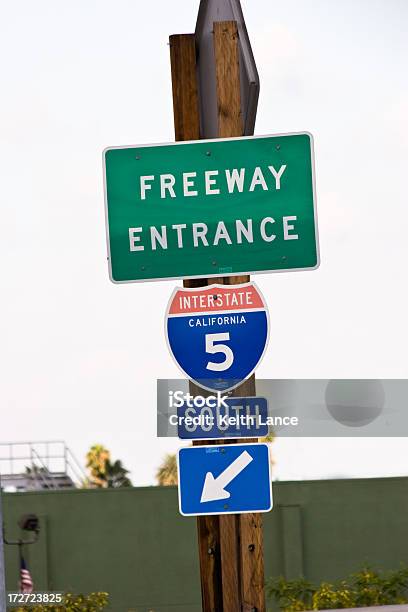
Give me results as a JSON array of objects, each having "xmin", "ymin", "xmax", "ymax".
[{"xmin": 0, "ymin": 441, "xmax": 86, "ymax": 489}]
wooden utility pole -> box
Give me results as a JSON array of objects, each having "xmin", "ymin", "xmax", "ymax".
[{"xmin": 169, "ymin": 21, "xmax": 266, "ymax": 612}]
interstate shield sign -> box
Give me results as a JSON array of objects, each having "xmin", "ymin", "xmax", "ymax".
[{"xmin": 165, "ymin": 282, "xmax": 269, "ymax": 392}]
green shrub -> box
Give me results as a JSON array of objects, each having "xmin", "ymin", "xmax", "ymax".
[
  {"xmin": 10, "ymin": 592, "xmax": 109, "ymax": 612},
  {"xmin": 267, "ymin": 567, "xmax": 408, "ymax": 610}
]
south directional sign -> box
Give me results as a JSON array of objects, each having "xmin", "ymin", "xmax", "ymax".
[
  {"xmin": 177, "ymin": 443, "xmax": 272, "ymax": 516},
  {"xmin": 103, "ymin": 133, "xmax": 319, "ymax": 283},
  {"xmin": 166, "ymin": 282, "xmax": 269, "ymax": 392},
  {"xmin": 177, "ymin": 396, "xmax": 269, "ymax": 440}
]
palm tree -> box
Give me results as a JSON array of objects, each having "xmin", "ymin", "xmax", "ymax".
[
  {"xmin": 85, "ymin": 444, "xmax": 110, "ymax": 488},
  {"xmin": 85, "ymin": 444, "xmax": 132, "ymax": 488},
  {"xmin": 105, "ymin": 459, "xmax": 132, "ymax": 488},
  {"xmin": 156, "ymin": 453, "xmax": 178, "ymax": 485}
]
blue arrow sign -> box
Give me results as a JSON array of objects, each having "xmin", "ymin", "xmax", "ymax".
[
  {"xmin": 177, "ymin": 443, "xmax": 272, "ymax": 516},
  {"xmin": 177, "ymin": 397, "xmax": 269, "ymax": 440}
]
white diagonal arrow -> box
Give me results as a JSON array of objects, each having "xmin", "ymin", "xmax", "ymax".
[{"xmin": 200, "ymin": 450, "xmax": 253, "ymax": 503}]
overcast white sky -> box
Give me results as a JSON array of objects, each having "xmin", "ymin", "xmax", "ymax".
[{"xmin": 1, "ymin": 0, "xmax": 408, "ymax": 485}]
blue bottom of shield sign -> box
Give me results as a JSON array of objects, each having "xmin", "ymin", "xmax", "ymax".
[{"xmin": 177, "ymin": 443, "xmax": 272, "ymax": 516}]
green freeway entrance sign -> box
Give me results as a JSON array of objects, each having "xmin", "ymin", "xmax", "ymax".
[{"xmin": 103, "ymin": 132, "xmax": 319, "ymax": 283}]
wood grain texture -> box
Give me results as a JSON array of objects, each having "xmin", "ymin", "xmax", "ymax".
[
  {"xmin": 196, "ymin": 515, "xmax": 223, "ymax": 612},
  {"xmin": 240, "ymin": 512, "xmax": 265, "ymax": 611},
  {"xmin": 219, "ymin": 514, "xmax": 240, "ymax": 612},
  {"xmin": 214, "ymin": 21, "xmax": 243, "ymax": 138},
  {"xmin": 169, "ymin": 34, "xmax": 200, "ymax": 142}
]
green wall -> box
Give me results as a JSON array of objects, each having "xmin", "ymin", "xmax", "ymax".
[{"xmin": 3, "ymin": 477, "xmax": 408, "ymax": 611}]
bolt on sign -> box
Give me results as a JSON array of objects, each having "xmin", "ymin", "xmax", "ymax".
[{"xmin": 103, "ymin": 132, "xmax": 319, "ymax": 283}]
